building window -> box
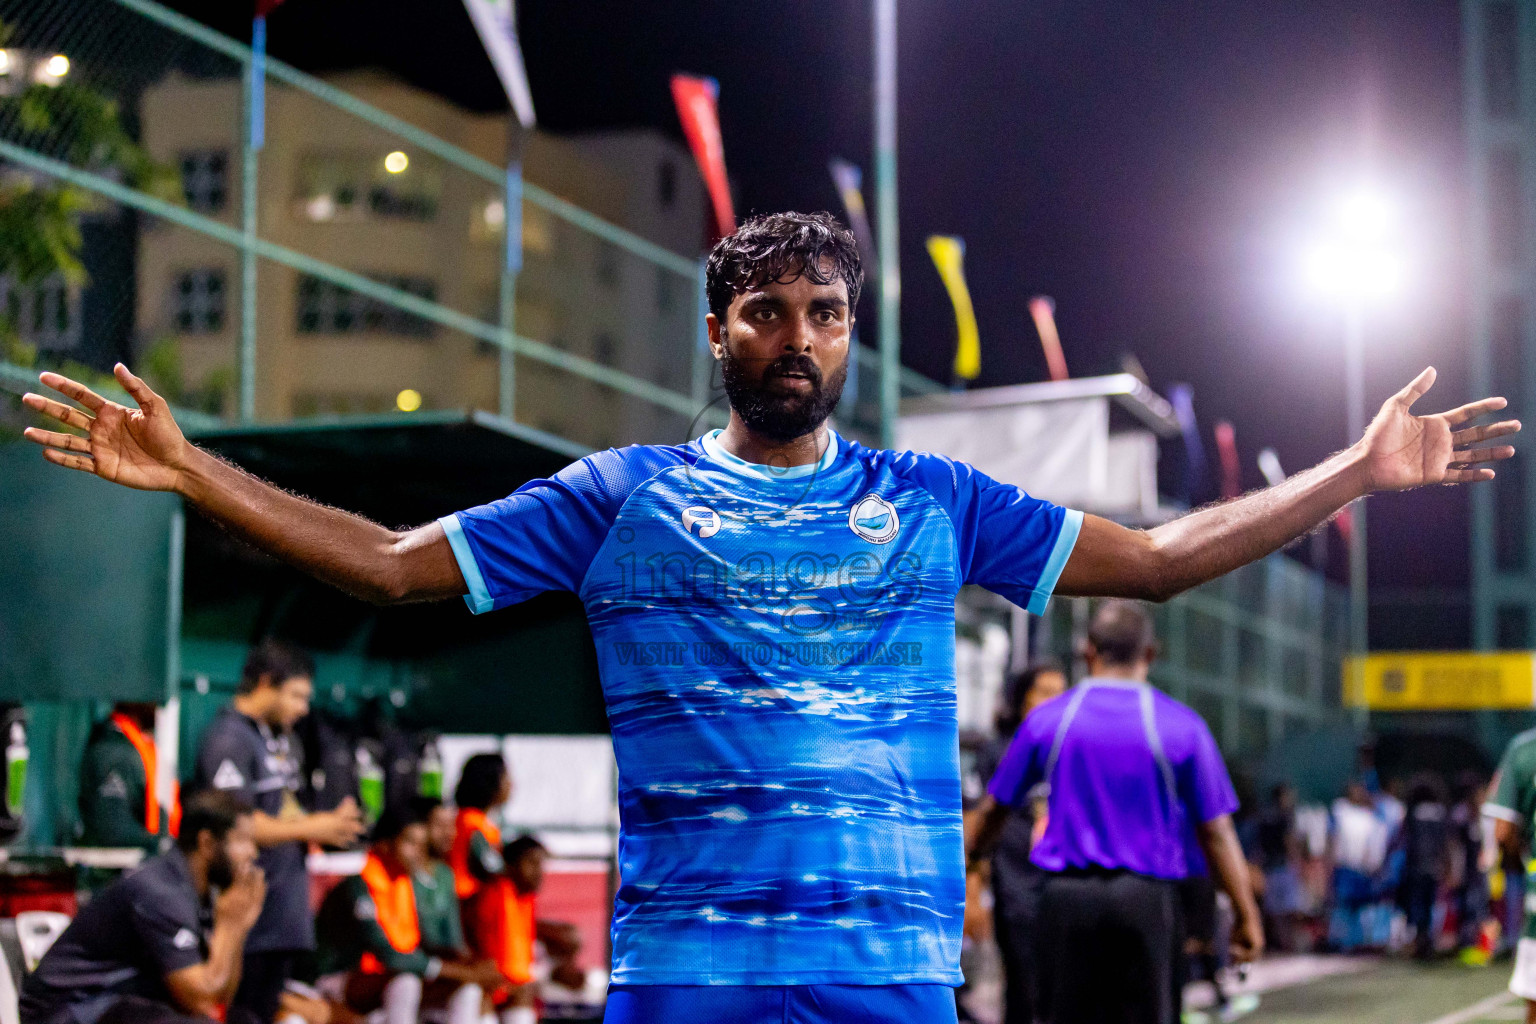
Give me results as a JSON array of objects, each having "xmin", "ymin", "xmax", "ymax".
[
  {"xmin": 595, "ymin": 241, "xmax": 620, "ymax": 289},
  {"xmin": 1488, "ymin": 148, "xmax": 1522, "ymax": 268},
  {"xmin": 172, "ymin": 269, "xmax": 226, "ymax": 334},
  {"xmin": 657, "ymin": 266, "xmax": 677, "ymax": 313},
  {"xmin": 291, "ymin": 392, "xmax": 393, "ymax": 417},
  {"xmin": 295, "ymin": 274, "xmax": 436, "ymax": 338},
  {"xmin": 0, "ymin": 274, "xmax": 79, "ymax": 351},
  {"xmin": 180, "ymin": 150, "xmax": 228, "ymax": 214},
  {"xmin": 1484, "ymin": 1, "xmax": 1520, "ymax": 121},
  {"xmin": 296, "ymin": 153, "xmax": 440, "ymax": 223},
  {"xmin": 658, "ymin": 159, "xmax": 677, "ymax": 208},
  {"xmin": 593, "ymin": 330, "xmax": 616, "ymax": 366},
  {"xmin": 1497, "ymin": 605, "xmax": 1529, "ymax": 649}
]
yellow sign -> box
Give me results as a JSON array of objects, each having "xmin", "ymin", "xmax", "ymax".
[{"xmin": 1343, "ymin": 651, "xmax": 1536, "ymax": 710}]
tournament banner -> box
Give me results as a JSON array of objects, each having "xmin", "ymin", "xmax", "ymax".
[
  {"xmin": 925, "ymin": 236, "xmax": 980, "ymax": 382},
  {"xmin": 1169, "ymin": 384, "xmax": 1205, "ymax": 503},
  {"xmin": 671, "ymin": 74, "xmax": 735, "ymax": 240},
  {"xmin": 1214, "ymin": 420, "xmax": 1241, "ymax": 499},
  {"xmin": 462, "ymin": 0, "xmax": 537, "ymax": 128},
  {"xmin": 1344, "ymin": 651, "xmax": 1536, "ymax": 710},
  {"xmin": 248, "ymin": 0, "xmax": 289, "ymax": 149},
  {"xmin": 1028, "ymin": 296, "xmax": 1069, "ymax": 382},
  {"xmin": 829, "ymin": 158, "xmax": 878, "ymax": 277}
]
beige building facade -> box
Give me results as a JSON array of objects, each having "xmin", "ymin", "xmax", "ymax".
[{"xmin": 136, "ymin": 70, "xmax": 706, "ymax": 449}]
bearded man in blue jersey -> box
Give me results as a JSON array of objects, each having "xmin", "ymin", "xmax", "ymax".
[{"xmin": 23, "ymin": 212, "xmax": 1519, "ymax": 1024}]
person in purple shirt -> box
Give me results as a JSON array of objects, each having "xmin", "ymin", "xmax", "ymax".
[{"xmin": 967, "ymin": 601, "xmax": 1261, "ymax": 1024}]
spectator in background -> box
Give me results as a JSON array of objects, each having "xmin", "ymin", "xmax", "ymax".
[
  {"xmin": 413, "ymin": 797, "xmax": 471, "ymax": 964},
  {"xmin": 450, "ymin": 753, "xmax": 513, "ymax": 901},
  {"xmin": 1255, "ymin": 784, "xmax": 1306, "ymax": 953},
  {"xmin": 1483, "ymin": 727, "xmax": 1536, "ymax": 1018},
  {"xmin": 1450, "ymin": 772, "xmax": 1492, "ymax": 957},
  {"xmin": 1396, "ymin": 775, "xmax": 1451, "ymax": 959},
  {"xmin": 1329, "ymin": 779, "xmax": 1390, "ymax": 952},
  {"xmin": 469, "ymin": 833, "xmax": 586, "ymax": 1024},
  {"xmin": 79, "ymin": 702, "xmax": 180, "ymax": 854},
  {"xmin": 965, "ymin": 660, "xmax": 1067, "ymax": 1024},
  {"xmin": 191, "ymin": 639, "xmax": 366, "ymax": 1023},
  {"xmin": 311, "ymin": 803, "xmax": 501, "ymax": 1024},
  {"xmin": 21, "ymin": 792, "xmax": 265, "ymax": 1024},
  {"xmin": 971, "ymin": 601, "xmax": 1262, "ymax": 1024}
]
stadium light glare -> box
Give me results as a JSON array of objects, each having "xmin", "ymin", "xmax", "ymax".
[
  {"xmin": 1301, "ymin": 184, "xmax": 1407, "ymax": 305},
  {"xmin": 384, "ymin": 150, "xmax": 409, "ymax": 174},
  {"xmin": 396, "ymin": 388, "xmax": 422, "ymax": 412},
  {"xmin": 0, "ymin": 51, "xmax": 12, "ymax": 76},
  {"xmin": 42, "ymin": 54, "xmax": 69, "ymax": 79}
]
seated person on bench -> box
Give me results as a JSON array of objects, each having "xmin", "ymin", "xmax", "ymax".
[
  {"xmin": 20, "ymin": 791, "xmax": 264, "ymax": 1024},
  {"xmin": 311, "ymin": 803, "xmax": 502, "ymax": 1024}
]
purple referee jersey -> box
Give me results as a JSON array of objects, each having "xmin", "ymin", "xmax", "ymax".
[{"xmin": 988, "ymin": 678, "xmax": 1238, "ymax": 879}]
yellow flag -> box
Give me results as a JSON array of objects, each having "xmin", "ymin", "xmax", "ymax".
[{"xmin": 926, "ymin": 235, "xmax": 980, "ymax": 380}]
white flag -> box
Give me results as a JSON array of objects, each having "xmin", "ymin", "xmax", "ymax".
[{"xmin": 462, "ymin": 0, "xmax": 536, "ymax": 128}]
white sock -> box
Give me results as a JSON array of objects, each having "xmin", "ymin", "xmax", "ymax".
[
  {"xmin": 500, "ymin": 1007, "xmax": 537, "ymax": 1024},
  {"xmin": 446, "ymin": 982, "xmax": 484, "ymax": 1024},
  {"xmin": 381, "ymin": 972, "xmax": 424, "ymax": 1024}
]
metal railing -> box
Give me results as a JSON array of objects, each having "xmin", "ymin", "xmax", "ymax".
[{"xmin": 0, "ymin": 0, "xmax": 941, "ymax": 452}]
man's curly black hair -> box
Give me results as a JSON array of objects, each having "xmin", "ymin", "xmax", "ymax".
[{"xmin": 705, "ymin": 211, "xmax": 864, "ymax": 322}]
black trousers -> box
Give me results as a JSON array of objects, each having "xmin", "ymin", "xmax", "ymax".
[
  {"xmin": 95, "ymin": 995, "xmax": 263, "ymax": 1024},
  {"xmin": 231, "ymin": 949, "xmax": 298, "ymax": 1022},
  {"xmin": 1036, "ymin": 870, "xmax": 1183, "ymax": 1024},
  {"xmin": 994, "ymin": 865, "xmax": 1045, "ymax": 1024}
]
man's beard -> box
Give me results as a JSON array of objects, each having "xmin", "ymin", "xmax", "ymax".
[
  {"xmin": 719, "ymin": 340, "xmax": 848, "ymax": 443},
  {"xmin": 207, "ymin": 847, "xmax": 236, "ymax": 890}
]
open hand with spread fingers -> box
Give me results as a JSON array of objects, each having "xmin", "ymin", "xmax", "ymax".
[
  {"xmin": 21, "ymin": 363, "xmax": 192, "ymax": 493},
  {"xmin": 1358, "ymin": 367, "xmax": 1520, "ymax": 492}
]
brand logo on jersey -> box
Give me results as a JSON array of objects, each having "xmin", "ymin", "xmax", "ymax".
[
  {"xmin": 212, "ymin": 760, "xmax": 245, "ymax": 791},
  {"xmin": 848, "ymin": 494, "xmax": 900, "ymax": 544},
  {"xmin": 681, "ymin": 505, "xmax": 721, "ymax": 538},
  {"xmin": 172, "ymin": 928, "xmax": 197, "ymax": 950},
  {"xmin": 98, "ymin": 771, "xmax": 128, "ymax": 799}
]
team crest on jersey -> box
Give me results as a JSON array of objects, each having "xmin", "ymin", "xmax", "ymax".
[
  {"xmin": 212, "ymin": 759, "xmax": 245, "ymax": 790},
  {"xmin": 681, "ymin": 505, "xmax": 721, "ymax": 539},
  {"xmin": 848, "ymin": 494, "xmax": 900, "ymax": 544}
]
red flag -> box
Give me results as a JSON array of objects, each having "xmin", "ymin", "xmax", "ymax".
[
  {"xmin": 1215, "ymin": 420, "xmax": 1241, "ymax": 499},
  {"xmin": 1028, "ymin": 297, "xmax": 1069, "ymax": 382},
  {"xmin": 1334, "ymin": 505, "xmax": 1353, "ymax": 544},
  {"xmin": 671, "ymin": 74, "xmax": 734, "ymax": 240},
  {"xmin": 255, "ymin": 0, "xmax": 285, "ymax": 16}
]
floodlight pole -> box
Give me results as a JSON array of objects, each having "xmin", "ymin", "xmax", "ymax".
[
  {"xmin": 874, "ymin": 0, "xmax": 900, "ymax": 449},
  {"xmin": 1345, "ymin": 304, "xmax": 1368, "ymax": 658}
]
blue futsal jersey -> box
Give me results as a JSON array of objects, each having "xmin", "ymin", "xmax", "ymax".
[{"xmin": 440, "ymin": 430, "xmax": 1081, "ymax": 986}]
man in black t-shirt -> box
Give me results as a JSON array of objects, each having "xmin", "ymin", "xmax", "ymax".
[
  {"xmin": 189, "ymin": 641, "xmax": 365, "ymax": 1023},
  {"xmin": 21, "ymin": 792, "xmax": 265, "ymax": 1024}
]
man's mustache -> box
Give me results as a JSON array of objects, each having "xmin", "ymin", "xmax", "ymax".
[{"xmin": 762, "ymin": 355, "xmax": 823, "ymax": 387}]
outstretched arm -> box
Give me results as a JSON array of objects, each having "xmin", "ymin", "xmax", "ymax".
[
  {"xmin": 1057, "ymin": 368, "xmax": 1519, "ymax": 602},
  {"xmin": 22, "ymin": 365, "xmax": 465, "ymax": 605}
]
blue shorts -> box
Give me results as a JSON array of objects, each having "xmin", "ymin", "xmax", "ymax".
[{"xmin": 604, "ymin": 984, "xmax": 959, "ymax": 1024}]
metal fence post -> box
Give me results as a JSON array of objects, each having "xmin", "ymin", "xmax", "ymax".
[
  {"xmin": 692, "ymin": 258, "xmax": 711, "ymax": 408},
  {"xmin": 238, "ymin": 32, "xmax": 261, "ymax": 423},
  {"xmin": 499, "ymin": 162, "xmax": 523, "ymax": 420}
]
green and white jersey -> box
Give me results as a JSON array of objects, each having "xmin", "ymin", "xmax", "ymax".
[{"xmin": 1484, "ymin": 727, "xmax": 1536, "ymax": 939}]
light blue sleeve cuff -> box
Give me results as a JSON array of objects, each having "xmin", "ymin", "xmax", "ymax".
[
  {"xmin": 439, "ymin": 513, "xmax": 495, "ymax": 614},
  {"xmin": 1025, "ymin": 508, "xmax": 1084, "ymax": 616}
]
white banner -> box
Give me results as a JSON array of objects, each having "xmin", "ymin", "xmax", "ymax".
[{"xmin": 462, "ymin": 0, "xmax": 536, "ymax": 128}]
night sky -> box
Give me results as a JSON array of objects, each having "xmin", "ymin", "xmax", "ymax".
[{"xmin": 174, "ymin": 0, "xmax": 1480, "ymax": 625}]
